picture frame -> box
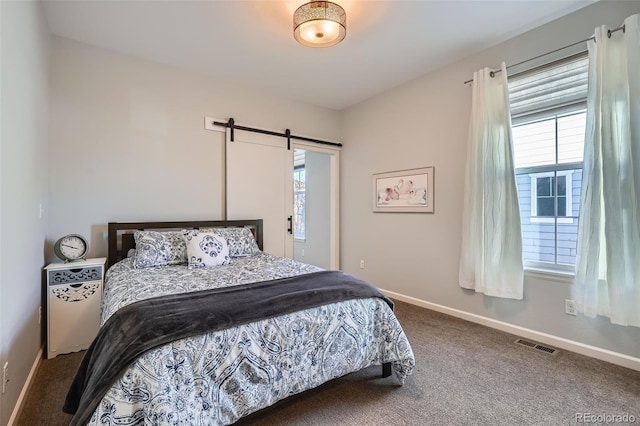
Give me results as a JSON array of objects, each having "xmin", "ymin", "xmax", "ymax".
[{"xmin": 373, "ymin": 166, "xmax": 434, "ymax": 213}]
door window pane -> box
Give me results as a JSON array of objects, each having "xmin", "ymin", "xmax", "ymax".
[{"xmin": 293, "ymin": 168, "xmax": 305, "ymax": 239}]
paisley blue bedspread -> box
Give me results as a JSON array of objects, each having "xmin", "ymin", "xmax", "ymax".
[{"xmin": 88, "ymin": 253, "xmax": 415, "ymax": 425}]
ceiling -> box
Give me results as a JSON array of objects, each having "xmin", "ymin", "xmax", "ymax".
[{"xmin": 42, "ymin": 0, "xmax": 596, "ymax": 110}]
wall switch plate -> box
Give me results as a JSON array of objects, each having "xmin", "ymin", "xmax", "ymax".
[
  {"xmin": 359, "ymin": 260, "xmax": 365, "ymax": 269},
  {"xmin": 565, "ymin": 299, "xmax": 577, "ymax": 316}
]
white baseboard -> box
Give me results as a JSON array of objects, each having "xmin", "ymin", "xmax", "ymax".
[
  {"xmin": 7, "ymin": 347, "xmax": 43, "ymax": 426},
  {"xmin": 383, "ymin": 289, "xmax": 640, "ymax": 372}
]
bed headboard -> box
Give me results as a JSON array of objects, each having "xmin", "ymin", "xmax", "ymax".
[{"xmin": 107, "ymin": 219, "xmax": 264, "ymax": 269}]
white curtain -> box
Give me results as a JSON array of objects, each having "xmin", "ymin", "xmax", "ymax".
[
  {"xmin": 574, "ymin": 14, "xmax": 640, "ymax": 327},
  {"xmin": 459, "ymin": 63, "xmax": 524, "ymax": 300}
]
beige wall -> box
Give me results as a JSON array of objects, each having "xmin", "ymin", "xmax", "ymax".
[
  {"xmin": 48, "ymin": 37, "xmax": 342, "ymax": 262},
  {"xmin": 340, "ymin": 0, "xmax": 640, "ymax": 360},
  {"xmin": 0, "ymin": 1, "xmax": 50, "ymax": 423}
]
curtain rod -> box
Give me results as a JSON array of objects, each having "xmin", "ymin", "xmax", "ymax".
[
  {"xmin": 213, "ymin": 118, "xmax": 343, "ymax": 149},
  {"xmin": 463, "ymin": 24, "xmax": 626, "ymax": 85}
]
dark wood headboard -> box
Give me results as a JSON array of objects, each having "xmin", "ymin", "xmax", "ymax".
[{"xmin": 107, "ymin": 219, "xmax": 264, "ymax": 269}]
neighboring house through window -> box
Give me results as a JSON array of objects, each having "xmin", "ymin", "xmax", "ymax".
[
  {"xmin": 529, "ymin": 170, "xmax": 574, "ymax": 221},
  {"xmin": 509, "ymin": 54, "xmax": 588, "ymax": 271}
]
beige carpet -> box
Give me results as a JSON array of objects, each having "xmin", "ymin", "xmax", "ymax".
[{"xmin": 16, "ymin": 301, "xmax": 640, "ymax": 425}]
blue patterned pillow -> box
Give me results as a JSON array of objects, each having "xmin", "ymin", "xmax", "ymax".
[
  {"xmin": 133, "ymin": 230, "xmax": 187, "ymax": 269},
  {"xmin": 201, "ymin": 227, "xmax": 260, "ymax": 257},
  {"xmin": 184, "ymin": 230, "xmax": 231, "ymax": 269}
]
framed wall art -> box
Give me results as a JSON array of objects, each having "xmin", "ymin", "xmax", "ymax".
[{"xmin": 373, "ymin": 166, "xmax": 434, "ymax": 213}]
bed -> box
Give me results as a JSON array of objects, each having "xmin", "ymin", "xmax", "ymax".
[{"xmin": 64, "ymin": 219, "xmax": 415, "ymax": 425}]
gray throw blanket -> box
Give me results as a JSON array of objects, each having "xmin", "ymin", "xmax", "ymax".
[{"xmin": 64, "ymin": 270, "xmax": 393, "ymax": 425}]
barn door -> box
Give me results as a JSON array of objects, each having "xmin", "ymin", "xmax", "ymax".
[{"xmin": 226, "ymin": 128, "xmax": 293, "ymax": 258}]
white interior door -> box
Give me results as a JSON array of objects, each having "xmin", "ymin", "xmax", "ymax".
[
  {"xmin": 226, "ymin": 129, "xmax": 293, "ymax": 258},
  {"xmin": 292, "ymin": 142, "xmax": 340, "ymax": 269}
]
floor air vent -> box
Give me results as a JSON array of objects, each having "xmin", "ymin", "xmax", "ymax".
[{"xmin": 515, "ymin": 338, "xmax": 558, "ymax": 355}]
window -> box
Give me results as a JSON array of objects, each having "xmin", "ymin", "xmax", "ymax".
[
  {"xmin": 529, "ymin": 171, "xmax": 574, "ymax": 221},
  {"xmin": 534, "ymin": 174, "xmax": 567, "ymax": 217},
  {"xmin": 293, "ymin": 164, "xmax": 306, "ymax": 240},
  {"xmin": 513, "ymin": 111, "xmax": 584, "ymax": 269},
  {"xmin": 509, "ymin": 54, "xmax": 588, "ymax": 271}
]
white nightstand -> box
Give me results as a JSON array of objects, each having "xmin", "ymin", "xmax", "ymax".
[{"xmin": 45, "ymin": 257, "xmax": 106, "ymax": 359}]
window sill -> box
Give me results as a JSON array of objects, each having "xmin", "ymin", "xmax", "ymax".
[
  {"xmin": 529, "ymin": 217, "xmax": 575, "ymax": 224},
  {"xmin": 525, "ymin": 267, "xmax": 574, "ymax": 284}
]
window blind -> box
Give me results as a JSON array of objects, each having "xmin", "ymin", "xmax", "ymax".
[
  {"xmin": 294, "ymin": 149, "xmax": 305, "ymax": 168},
  {"xmin": 508, "ymin": 54, "xmax": 588, "ymax": 117}
]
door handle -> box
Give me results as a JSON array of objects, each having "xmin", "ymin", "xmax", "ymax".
[{"xmin": 287, "ymin": 216, "xmax": 293, "ymax": 234}]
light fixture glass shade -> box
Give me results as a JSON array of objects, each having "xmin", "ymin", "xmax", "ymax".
[{"xmin": 293, "ymin": 1, "xmax": 346, "ymax": 48}]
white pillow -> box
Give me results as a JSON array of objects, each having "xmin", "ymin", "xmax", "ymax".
[{"xmin": 184, "ymin": 230, "xmax": 231, "ymax": 269}]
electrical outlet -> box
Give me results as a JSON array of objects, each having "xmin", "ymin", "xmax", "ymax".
[
  {"xmin": 3, "ymin": 362, "xmax": 8, "ymax": 394},
  {"xmin": 565, "ymin": 299, "xmax": 577, "ymax": 316},
  {"xmin": 359, "ymin": 260, "xmax": 365, "ymax": 269}
]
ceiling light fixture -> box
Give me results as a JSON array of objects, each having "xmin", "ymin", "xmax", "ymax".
[{"xmin": 293, "ymin": 1, "xmax": 346, "ymax": 48}]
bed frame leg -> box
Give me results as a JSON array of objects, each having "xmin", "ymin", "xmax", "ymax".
[{"xmin": 382, "ymin": 362, "xmax": 392, "ymax": 378}]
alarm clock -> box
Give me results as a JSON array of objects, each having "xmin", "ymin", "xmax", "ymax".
[{"xmin": 54, "ymin": 234, "xmax": 89, "ymax": 262}]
